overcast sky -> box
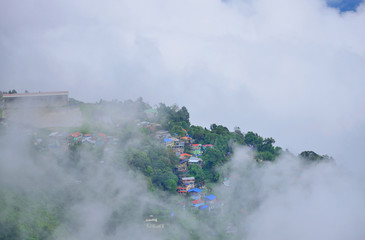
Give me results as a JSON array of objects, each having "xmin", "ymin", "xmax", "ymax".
[{"xmin": 1, "ymin": 0, "xmax": 364, "ymax": 167}]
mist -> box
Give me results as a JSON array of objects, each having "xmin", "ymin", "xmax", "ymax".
[
  {"xmin": 223, "ymin": 148, "xmax": 365, "ymax": 240},
  {"xmin": 1, "ymin": 0, "xmax": 365, "ymax": 239},
  {"xmin": 1, "ymin": 106, "xmax": 364, "ymax": 239},
  {"xmin": 1, "ymin": 0, "xmax": 365, "ymax": 164}
]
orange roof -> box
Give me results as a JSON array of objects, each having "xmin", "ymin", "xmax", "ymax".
[{"xmin": 192, "ymin": 144, "xmax": 200, "ymax": 147}]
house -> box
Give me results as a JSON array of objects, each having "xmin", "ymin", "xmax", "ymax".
[
  {"xmin": 176, "ymin": 184, "xmax": 193, "ymax": 194},
  {"xmin": 191, "ymin": 199, "xmax": 204, "ymax": 208},
  {"xmin": 69, "ymin": 132, "xmax": 82, "ymax": 144},
  {"xmin": 188, "ymin": 156, "xmax": 203, "ymax": 167},
  {"xmin": 188, "ymin": 188, "xmax": 202, "ymax": 200},
  {"xmin": 1, "ymin": 91, "xmax": 68, "ymax": 109},
  {"xmin": 177, "ymin": 186, "xmax": 188, "ymax": 194},
  {"xmin": 70, "ymin": 132, "xmax": 82, "ymax": 138},
  {"xmin": 188, "ymin": 188, "xmax": 201, "ymax": 194},
  {"xmin": 180, "ymin": 136, "xmax": 193, "ymax": 146},
  {"xmin": 155, "ymin": 130, "xmax": 171, "ymax": 140},
  {"xmin": 181, "ymin": 177, "xmax": 195, "ymax": 185},
  {"xmin": 191, "ymin": 144, "xmax": 202, "ymax": 155},
  {"xmin": 180, "ymin": 153, "xmax": 192, "ymax": 163},
  {"xmin": 191, "ymin": 144, "xmax": 201, "ymax": 150},
  {"xmin": 199, "ymin": 205, "xmax": 209, "ymax": 210},
  {"xmin": 180, "ymin": 153, "xmax": 192, "ymax": 159},
  {"xmin": 83, "ymin": 134, "xmax": 97, "ymax": 144},
  {"xmin": 163, "ymin": 138, "xmax": 173, "ymax": 147},
  {"xmin": 203, "ymin": 144, "xmax": 214, "ymax": 149},
  {"xmin": 205, "ymin": 194, "xmax": 216, "ymax": 203},
  {"xmin": 173, "ymin": 147, "xmax": 184, "ymax": 156},
  {"xmin": 172, "ymin": 139, "xmax": 185, "ymax": 149}
]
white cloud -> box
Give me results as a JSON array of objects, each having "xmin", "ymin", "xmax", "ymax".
[{"xmin": 1, "ymin": 0, "xmax": 365, "ymax": 164}]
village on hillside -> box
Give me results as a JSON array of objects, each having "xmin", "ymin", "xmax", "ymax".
[
  {"xmin": 1, "ymin": 91, "xmax": 326, "ymax": 238},
  {"xmin": 0, "ymin": 91, "xmax": 237, "ymax": 235}
]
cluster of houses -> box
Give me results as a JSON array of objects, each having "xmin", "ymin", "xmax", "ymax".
[
  {"xmin": 35, "ymin": 131, "xmax": 118, "ymax": 150},
  {"xmin": 137, "ymin": 121, "xmax": 161, "ymax": 132},
  {"xmin": 153, "ymin": 129, "xmax": 219, "ymax": 211},
  {"xmin": 49, "ymin": 131, "xmax": 115, "ymax": 146},
  {"xmin": 176, "ymin": 176, "xmax": 217, "ymax": 211},
  {"xmin": 139, "ymin": 120, "xmax": 220, "ymax": 213}
]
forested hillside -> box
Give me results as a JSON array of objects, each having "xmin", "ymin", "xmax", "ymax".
[{"xmin": 0, "ymin": 98, "xmax": 330, "ymax": 240}]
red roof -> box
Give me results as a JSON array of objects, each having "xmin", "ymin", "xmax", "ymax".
[
  {"xmin": 192, "ymin": 144, "xmax": 200, "ymax": 147},
  {"xmin": 70, "ymin": 132, "xmax": 81, "ymax": 138},
  {"xmin": 191, "ymin": 199, "xmax": 203, "ymax": 204},
  {"xmin": 180, "ymin": 153, "xmax": 192, "ymax": 157},
  {"xmin": 204, "ymin": 144, "xmax": 214, "ymax": 147},
  {"xmin": 181, "ymin": 137, "xmax": 191, "ymax": 140}
]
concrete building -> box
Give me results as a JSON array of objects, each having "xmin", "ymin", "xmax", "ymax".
[
  {"xmin": 0, "ymin": 91, "xmax": 82, "ymax": 128},
  {"xmin": 1, "ymin": 91, "xmax": 69, "ymax": 109}
]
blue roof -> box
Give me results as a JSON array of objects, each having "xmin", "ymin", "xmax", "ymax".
[
  {"xmin": 164, "ymin": 138, "xmax": 172, "ymax": 143},
  {"xmin": 200, "ymin": 205, "xmax": 208, "ymax": 210},
  {"xmin": 205, "ymin": 194, "xmax": 216, "ymax": 201},
  {"xmin": 188, "ymin": 188, "xmax": 202, "ymax": 193},
  {"xmin": 192, "ymin": 202, "xmax": 204, "ymax": 207}
]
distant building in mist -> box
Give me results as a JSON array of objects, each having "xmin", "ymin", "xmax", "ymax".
[
  {"xmin": 1, "ymin": 91, "xmax": 69, "ymax": 109},
  {"xmin": 0, "ymin": 91, "xmax": 82, "ymax": 128}
]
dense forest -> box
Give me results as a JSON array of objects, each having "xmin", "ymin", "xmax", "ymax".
[{"xmin": 0, "ymin": 97, "xmax": 330, "ymax": 240}]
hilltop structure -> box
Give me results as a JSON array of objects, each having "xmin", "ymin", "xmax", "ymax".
[
  {"xmin": 0, "ymin": 91, "xmax": 82, "ymax": 128},
  {"xmin": 1, "ymin": 91, "xmax": 68, "ymax": 110}
]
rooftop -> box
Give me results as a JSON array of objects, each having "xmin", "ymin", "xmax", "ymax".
[
  {"xmin": 205, "ymin": 194, "xmax": 216, "ymax": 201},
  {"xmin": 3, "ymin": 91, "xmax": 69, "ymax": 98}
]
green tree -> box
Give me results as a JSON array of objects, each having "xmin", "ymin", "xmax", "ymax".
[
  {"xmin": 188, "ymin": 165, "xmax": 205, "ymax": 184},
  {"xmin": 244, "ymin": 131, "xmax": 263, "ymax": 148},
  {"xmin": 298, "ymin": 151, "xmax": 332, "ymax": 161},
  {"xmin": 126, "ymin": 149, "xmax": 150, "ymax": 171},
  {"xmin": 145, "ymin": 166, "xmax": 154, "ymax": 177},
  {"xmin": 165, "ymin": 179, "xmax": 177, "ymax": 193},
  {"xmin": 202, "ymin": 148, "xmax": 225, "ymax": 171}
]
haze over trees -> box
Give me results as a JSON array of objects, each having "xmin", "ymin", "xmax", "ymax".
[{"xmin": 0, "ymin": 96, "xmax": 334, "ymax": 239}]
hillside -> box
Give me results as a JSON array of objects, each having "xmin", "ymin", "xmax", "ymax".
[{"xmin": 0, "ymin": 98, "xmax": 332, "ymax": 240}]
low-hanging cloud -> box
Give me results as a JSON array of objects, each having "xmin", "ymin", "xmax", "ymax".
[
  {"xmin": 1, "ymin": 0, "xmax": 365, "ymax": 172},
  {"xmin": 219, "ymin": 147, "xmax": 365, "ymax": 240},
  {"xmin": 1, "ymin": 115, "xmax": 365, "ymax": 239}
]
